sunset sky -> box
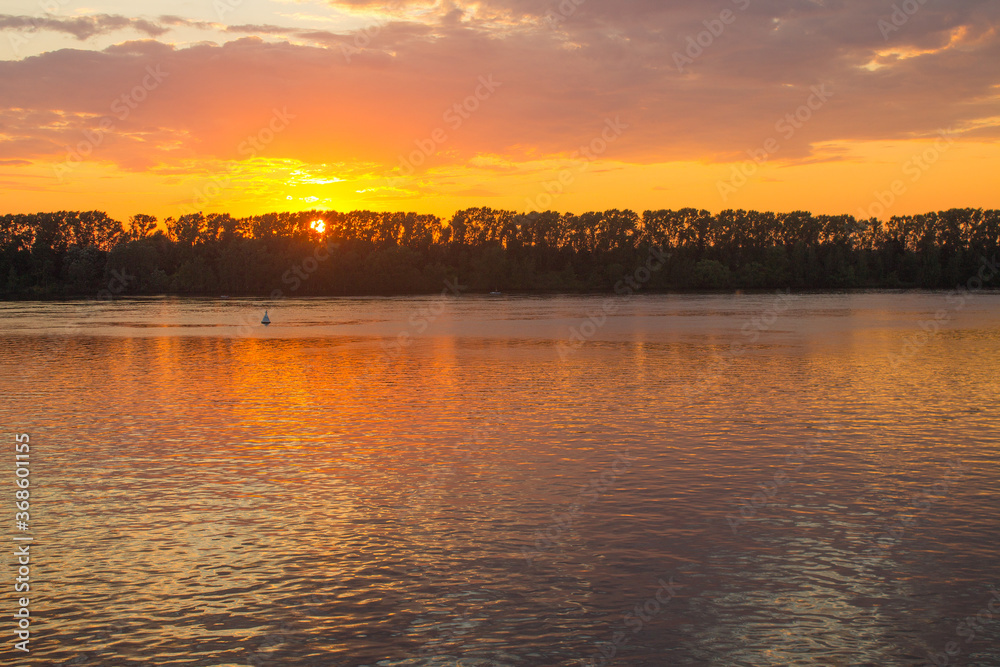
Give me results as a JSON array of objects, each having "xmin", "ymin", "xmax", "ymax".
[{"xmin": 1, "ymin": 0, "xmax": 998, "ymax": 222}]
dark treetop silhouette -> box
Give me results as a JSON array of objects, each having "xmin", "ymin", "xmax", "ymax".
[{"xmin": 2, "ymin": 207, "xmax": 998, "ymax": 296}]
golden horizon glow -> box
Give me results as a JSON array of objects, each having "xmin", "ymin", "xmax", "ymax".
[{"xmin": 3, "ymin": 138, "xmax": 998, "ymax": 221}]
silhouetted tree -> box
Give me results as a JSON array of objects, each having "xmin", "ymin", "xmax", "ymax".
[{"xmin": 2, "ymin": 207, "xmax": 998, "ymax": 297}]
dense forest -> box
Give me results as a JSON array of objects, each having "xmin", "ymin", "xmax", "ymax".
[{"xmin": 1, "ymin": 207, "xmax": 998, "ymax": 297}]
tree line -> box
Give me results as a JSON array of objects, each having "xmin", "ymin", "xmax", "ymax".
[{"xmin": 1, "ymin": 207, "xmax": 998, "ymax": 297}]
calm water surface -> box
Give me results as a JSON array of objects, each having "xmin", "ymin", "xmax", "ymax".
[{"xmin": 1, "ymin": 293, "xmax": 999, "ymax": 666}]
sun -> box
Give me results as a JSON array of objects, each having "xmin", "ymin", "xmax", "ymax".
[{"xmin": 310, "ymin": 219, "xmax": 326, "ymax": 234}]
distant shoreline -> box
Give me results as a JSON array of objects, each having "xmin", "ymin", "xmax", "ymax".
[
  {"xmin": 3, "ymin": 208, "xmax": 998, "ymax": 298},
  {"xmin": 3, "ymin": 287, "xmax": 998, "ymax": 302}
]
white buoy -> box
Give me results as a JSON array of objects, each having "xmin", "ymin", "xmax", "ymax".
[{"xmin": 261, "ymin": 310, "xmax": 270, "ymax": 326}]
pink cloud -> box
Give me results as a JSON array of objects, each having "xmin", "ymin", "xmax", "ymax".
[{"xmin": 0, "ymin": 0, "xmax": 997, "ymax": 177}]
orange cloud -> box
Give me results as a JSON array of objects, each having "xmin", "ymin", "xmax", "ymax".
[{"xmin": 0, "ymin": 0, "xmax": 997, "ymax": 218}]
